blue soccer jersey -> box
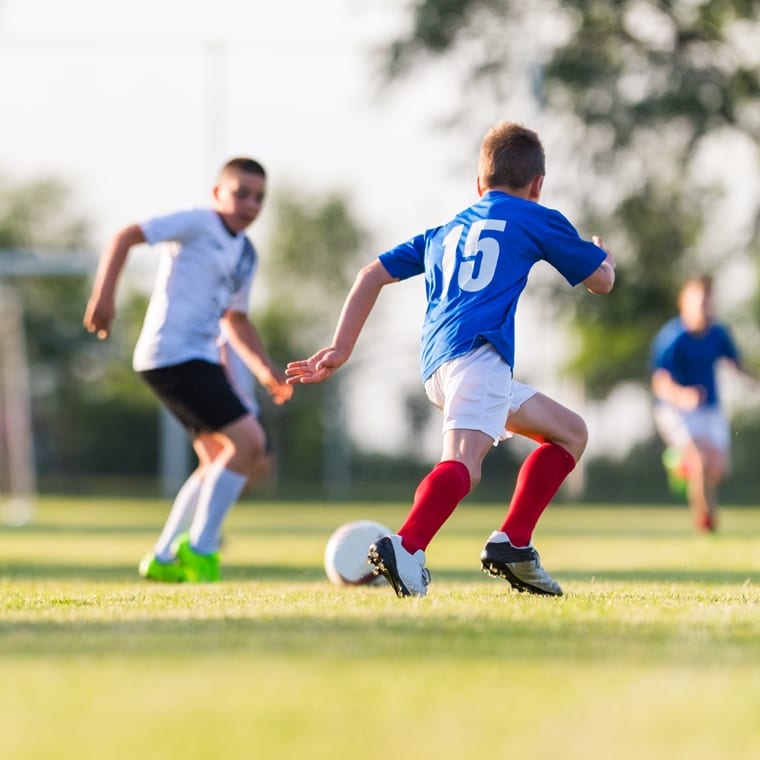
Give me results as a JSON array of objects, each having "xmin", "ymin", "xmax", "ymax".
[
  {"xmin": 649, "ymin": 317, "xmax": 739, "ymax": 407},
  {"xmin": 378, "ymin": 190, "xmax": 606, "ymax": 381}
]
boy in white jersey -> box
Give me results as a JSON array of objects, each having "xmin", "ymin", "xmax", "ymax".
[
  {"xmin": 287, "ymin": 122, "xmax": 615, "ymax": 597},
  {"xmin": 84, "ymin": 158, "xmax": 292, "ymax": 582}
]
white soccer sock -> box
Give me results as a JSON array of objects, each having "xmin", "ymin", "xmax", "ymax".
[
  {"xmin": 189, "ymin": 464, "xmax": 247, "ymax": 555},
  {"xmin": 154, "ymin": 472, "xmax": 203, "ymax": 562}
]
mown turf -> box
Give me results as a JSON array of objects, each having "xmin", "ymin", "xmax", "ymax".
[{"xmin": 1, "ymin": 497, "xmax": 759, "ymax": 759}]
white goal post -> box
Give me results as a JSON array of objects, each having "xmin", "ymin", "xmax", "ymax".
[
  {"xmin": 0, "ymin": 248, "xmax": 190, "ymax": 525},
  {"xmin": 0, "ymin": 249, "xmax": 94, "ymax": 525}
]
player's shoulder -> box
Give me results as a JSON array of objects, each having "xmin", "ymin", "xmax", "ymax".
[
  {"xmin": 652, "ymin": 317, "xmax": 684, "ymax": 348},
  {"xmin": 661, "ymin": 316, "xmax": 685, "ymax": 337},
  {"xmin": 484, "ymin": 192, "xmax": 573, "ymax": 229},
  {"xmin": 708, "ymin": 320, "xmax": 736, "ymax": 345},
  {"xmin": 709, "ymin": 320, "xmax": 732, "ymax": 335},
  {"xmin": 142, "ymin": 207, "xmax": 214, "ymax": 232}
]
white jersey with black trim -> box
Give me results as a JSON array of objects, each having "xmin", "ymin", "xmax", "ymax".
[{"xmin": 132, "ymin": 208, "xmax": 258, "ymax": 371}]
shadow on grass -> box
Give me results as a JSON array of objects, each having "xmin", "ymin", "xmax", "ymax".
[
  {"xmin": 1, "ymin": 522, "xmax": 160, "ymax": 536},
  {"xmin": 2, "ymin": 606, "xmax": 758, "ymax": 667},
  {"xmin": 0, "ymin": 561, "xmax": 326, "ymax": 582},
  {"xmin": 557, "ymin": 568, "xmax": 758, "ymax": 585},
  {"xmin": 430, "ymin": 565, "xmax": 758, "ymax": 586},
  {"xmin": 2, "ymin": 557, "xmax": 756, "ymax": 588},
  {"xmin": 1, "ymin": 522, "xmax": 352, "ymax": 538}
]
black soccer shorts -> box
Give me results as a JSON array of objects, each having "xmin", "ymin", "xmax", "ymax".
[{"xmin": 139, "ymin": 359, "xmax": 250, "ymax": 437}]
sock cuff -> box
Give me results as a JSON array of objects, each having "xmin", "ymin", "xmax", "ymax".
[
  {"xmin": 543, "ymin": 442, "xmax": 577, "ymax": 470},
  {"xmin": 206, "ymin": 461, "xmax": 248, "ymax": 488},
  {"xmin": 218, "ymin": 466, "xmax": 248, "ymax": 489},
  {"xmin": 435, "ymin": 459, "xmax": 472, "ymax": 493}
]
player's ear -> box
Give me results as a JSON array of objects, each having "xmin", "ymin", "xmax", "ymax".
[
  {"xmin": 476, "ymin": 176, "xmax": 485, "ymax": 197},
  {"xmin": 529, "ymin": 174, "xmax": 544, "ymax": 200}
]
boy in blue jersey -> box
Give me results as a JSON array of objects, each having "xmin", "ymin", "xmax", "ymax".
[
  {"xmin": 650, "ymin": 275, "xmax": 753, "ymax": 532},
  {"xmin": 287, "ymin": 121, "xmax": 615, "ymax": 597}
]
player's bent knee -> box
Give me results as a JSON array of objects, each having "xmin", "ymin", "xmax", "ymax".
[{"xmin": 560, "ymin": 413, "xmax": 588, "ymax": 460}]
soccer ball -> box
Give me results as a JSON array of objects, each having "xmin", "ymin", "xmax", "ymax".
[{"xmin": 324, "ymin": 519, "xmax": 392, "ymax": 586}]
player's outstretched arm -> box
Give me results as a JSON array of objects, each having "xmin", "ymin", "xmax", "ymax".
[
  {"xmin": 286, "ymin": 260, "xmax": 395, "ymax": 385},
  {"xmin": 83, "ymin": 224, "xmax": 145, "ymax": 339},
  {"xmin": 651, "ymin": 368, "xmax": 704, "ymax": 411},
  {"xmin": 583, "ymin": 236, "xmax": 616, "ymax": 295},
  {"xmin": 223, "ymin": 310, "xmax": 293, "ymax": 405}
]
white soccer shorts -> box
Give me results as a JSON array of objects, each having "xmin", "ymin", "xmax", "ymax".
[
  {"xmin": 423, "ymin": 343, "xmax": 536, "ymax": 444},
  {"xmin": 653, "ymin": 403, "xmax": 731, "ymax": 452}
]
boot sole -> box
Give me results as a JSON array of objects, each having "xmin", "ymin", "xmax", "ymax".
[{"xmin": 481, "ymin": 559, "xmax": 562, "ymax": 596}]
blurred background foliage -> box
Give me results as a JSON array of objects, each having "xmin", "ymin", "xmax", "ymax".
[{"xmin": 2, "ymin": 0, "xmax": 760, "ymax": 504}]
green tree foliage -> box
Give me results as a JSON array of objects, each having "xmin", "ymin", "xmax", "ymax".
[
  {"xmin": 0, "ymin": 175, "xmax": 157, "ymax": 489},
  {"xmin": 253, "ymin": 189, "xmax": 368, "ymax": 489},
  {"xmin": 381, "ymin": 0, "xmax": 760, "ymax": 396},
  {"xmin": 0, "ymin": 176, "xmax": 93, "ymax": 485},
  {"xmin": 0, "ymin": 176, "xmax": 89, "ymax": 250}
]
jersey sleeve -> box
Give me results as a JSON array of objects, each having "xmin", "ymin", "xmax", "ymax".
[
  {"xmin": 539, "ymin": 210, "xmax": 606, "ymax": 286},
  {"xmin": 139, "ymin": 209, "xmax": 206, "ymax": 245},
  {"xmin": 649, "ymin": 320, "xmax": 681, "ymax": 373},
  {"xmin": 378, "ymin": 233, "xmax": 428, "ymax": 280}
]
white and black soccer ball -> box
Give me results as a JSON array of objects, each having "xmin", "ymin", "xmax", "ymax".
[{"xmin": 324, "ymin": 519, "xmax": 392, "ymax": 586}]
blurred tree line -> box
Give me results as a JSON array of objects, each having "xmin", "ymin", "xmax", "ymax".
[
  {"xmin": 2, "ymin": 0, "xmax": 760, "ymax": 504},
  {"xmin": 0, "ymin": 174, "xmax": 160, "ymax": 493},
  {"xmin": 379, "ymin": 0, "xmax": 760, "ymax": 501},
  {"xmin": 0, "ymin": 174, "xmax": 369, "ymax": 497},
  {"xmin": 384, "ymin": 0, "xmax": 760, "ymax": 390}
]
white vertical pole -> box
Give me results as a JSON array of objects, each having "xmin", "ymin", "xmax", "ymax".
[
  {"xmin": 0, "ymin": 285, "xmax": 37, "ymax": 525},
  {"xmin": 159, "ymin": 408, "xmax": 191, "ymax": 498}
]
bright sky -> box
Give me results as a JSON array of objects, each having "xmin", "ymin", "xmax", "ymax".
[{"xmin": 0, "ymin": 0, "xmax": 472, "ymax": 245}]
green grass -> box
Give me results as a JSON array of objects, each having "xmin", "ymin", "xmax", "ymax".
[{"xmin": 2, "ymin": 497, "xmax": 759, "ymax": 760}]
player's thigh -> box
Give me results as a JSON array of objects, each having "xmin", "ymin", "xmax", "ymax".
[
  {"xmin": 219, "ymin": 413, "xmax": 267, "ymax": 459},
  {"xmin": 693, "ymin": 439, "xmax": 729, "ymax": 481},
  {"xmin": 441, "ymin": 428, "xmax": 494, "ymax": 484},
  {"xmin": 425, "ymin": 344, "xmax": 512, "ymax": 442},
  {"xmin": 506, "ymin": 391, "xmax": 587, "ymax": 459}
]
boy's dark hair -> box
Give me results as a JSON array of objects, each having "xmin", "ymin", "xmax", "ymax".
[
  {"xmin": 479, "ymin": 122, "xmax": 545, "ymax": 190},
  {"xmin": 678, "ymin": 274, "xmax": 713, "ymax": 304},
  {"xmin": 222, "ymin": 157, "xmax": 266, "ymax": 178}
]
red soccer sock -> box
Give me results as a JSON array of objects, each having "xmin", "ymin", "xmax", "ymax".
[
  {"xmin": 500, "ymin": 442, "xmax": 576, "ymax": 547},
  {"xmin": 398, "ymin": 460, "xmax": 471, "ymax": 554}
]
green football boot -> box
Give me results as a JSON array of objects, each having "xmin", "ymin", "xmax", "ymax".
[
  {"xmin": 662, "ymin": 447, "xmax": 688, "ymax": 497},
  {"xmin": 172, "ymin": 533, "xmax": 221, "ymax": 583},
  {"xmin": 138, "ymin": 552, "xmax": 187, "ymax": 583}
]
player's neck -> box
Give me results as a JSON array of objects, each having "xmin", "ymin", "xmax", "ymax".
[{"xmin": 486, "ymin": 186, "xmax": 532, "ymax": 201}]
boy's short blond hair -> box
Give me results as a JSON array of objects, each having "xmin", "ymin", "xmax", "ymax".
[{"xmin": 479, "ymin": 121, "xmax": 545, "ymax": 190}]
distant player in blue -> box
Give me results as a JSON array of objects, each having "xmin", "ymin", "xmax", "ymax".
[
  {"xmin": 287, "ymin": 121, "xmax": 615, "ymax": 597},
  {"xmin": 650, "ymin": 275, "xmax": 753, "ymax": 532}
]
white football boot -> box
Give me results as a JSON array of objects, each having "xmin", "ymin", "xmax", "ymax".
[{"xmin": 368, "ymin": 534, "xmax": 430, "ymax": 597}]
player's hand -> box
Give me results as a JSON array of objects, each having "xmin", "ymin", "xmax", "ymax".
[
  {"xmin": 592, "ymin": 235, "xmax": 616, "ymax": 268},
  {"xmin": 674, "ymin": 384, "xmax": 705, "ymax": 412},
  {"xmin": 83, "ymin": 295, "xmax": 115, "ymax": 340},
  {"xmin": 263, "ymin": 369, "xmax": 294, "ymax": 406},
  {"xmin": 286, "ymin": 347, "xmax": 346, "ymax": 385}
]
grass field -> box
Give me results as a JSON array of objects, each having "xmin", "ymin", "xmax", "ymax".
[{"xmin": 1, "ymin": 496, "xmax": 759, "ymax": 760}]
